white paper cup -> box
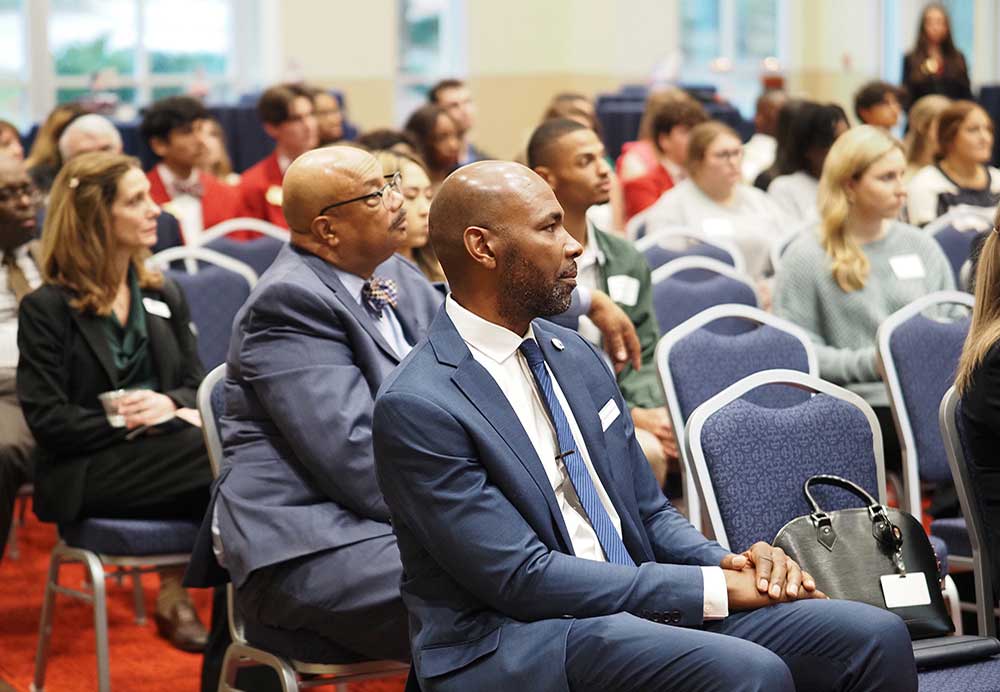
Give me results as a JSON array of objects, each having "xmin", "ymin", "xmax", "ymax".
[{"xmin": 98, "ymin": 389, "xmax": 132, "ymax": 428}]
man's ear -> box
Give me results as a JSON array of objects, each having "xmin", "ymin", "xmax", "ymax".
[
  {"xmin": 534, "ymin": 165, "xmax": 556, "ymax": 189},
  {"xmin": 464, "ymin": 225, "xmax": 497, "ymax": 270},
  {"xmin": 150, "ymin": 136, "xmax": 169, "ymax": 159},
  {"xmin": 311, "ymin": 215, "xmax": 338, "ymax": 246},
  {"xmin": 263, "ymin": 122, "xmax": 279, "ymax": 141}
]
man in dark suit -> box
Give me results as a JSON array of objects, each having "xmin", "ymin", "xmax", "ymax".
[{"xmin": 372, "ymin": 161, "xmax": 918, "ymax": 692}]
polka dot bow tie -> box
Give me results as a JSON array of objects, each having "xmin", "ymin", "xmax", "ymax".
[{"xmin": 361, "ymin": 276, "xmax": 398, "ymax": 318}]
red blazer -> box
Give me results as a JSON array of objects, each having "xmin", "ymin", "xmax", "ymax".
[
  {"xmin": 238, "ymin": 152, "xmax": 288, "ymax": 229},
  {"xmin": 622, "ymin": 163, "xmax": 675, "ymax": 221},
  {"xmin": 146, "ymin": 167, "xmax": 246, "ymax": 241}
]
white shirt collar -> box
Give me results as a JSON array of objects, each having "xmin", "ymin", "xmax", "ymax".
[
  {"xmin": 156, "ymin": 163, "xmax": 199, "ymax": 194},
  {"xmin": 445, "ymin": 294, "xmax": 535, "ymax": 364},
  {"xmin": 329, "ymin": 264, "xmax": 367, "ymax": 306},
  {"xmin": 277, "ymin": 153, "xmax": 292, "ymax": 174},
  {"xmin": 577, "ymin": 223, "xmax": 605, "ymax": 272},
  {"xmin": 661, "ymin": 157, "xmax": 687, "ymax": 182}
]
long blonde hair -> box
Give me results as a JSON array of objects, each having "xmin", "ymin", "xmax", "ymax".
[
  {"xmin": 42, "ymin": 151, "xmax": 162, "ymax": 315},
  {"xmin": 956, "ymin": 214, "xmax": 1000, "ymax": 394},
  {"xmin": 904, "ymin": 95, "xmax": 951, "ymax": 168},
  {"xmin": 818, "ymin": 125, "xmax": 902, "ymax": 292}
]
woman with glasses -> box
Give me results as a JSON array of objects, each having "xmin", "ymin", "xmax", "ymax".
[
  {"xmin": 638, "ymin": 120, "xmax": 787, "ymax": 280},
  {"xmin": 16, "ymin": 151, "xmax": 213, "ymax": 652},
  {"xmin": 774, "ymin": 126, "xmax": 953, "ymax": 470}
]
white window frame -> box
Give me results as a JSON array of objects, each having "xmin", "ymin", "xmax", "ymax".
[{"xmin": 395, "ymin": 0, "xmax": 468, "ymax": 124}]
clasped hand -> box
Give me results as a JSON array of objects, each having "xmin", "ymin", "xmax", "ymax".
[
  {"xmin": 720, "ymin": 541, "xmax": 828, "ymax": 611},
  {"xmin": 117, "ymin": 390, "xmax": 177, "ymax": 429}
]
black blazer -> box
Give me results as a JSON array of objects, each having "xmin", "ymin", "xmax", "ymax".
[
  {"xmin": 901, "ymin": 51, "xmax": 972, "ymax": 108},
  {"xmin": 16, "ymin": 277, "xmax": 204, "ymax": 522}
]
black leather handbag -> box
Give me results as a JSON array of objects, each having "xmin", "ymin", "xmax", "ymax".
[{"xmin": 772, "ymin": 474, "xmax": 953, "ymax": 640}]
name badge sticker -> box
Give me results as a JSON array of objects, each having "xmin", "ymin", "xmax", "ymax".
[
  {"xmin": 142, "ymin": 297, "xmax": 172, "ymax": 319},
  {"xmin": 889, "ymin": 254, "xmax": 926, "ymax": 280},
  {"xmin": 880, "ymin": 573, "xmax": 931, "ymax": 609},
  {"xmin": 599, "ymin": 398, "xmax": 620, "ymax": 432},
  {"xmin": 607, "ymin": 275, "xmax": 640, "ymax": 307},
  {"xmin": 701, "ymin": 217, "xmax": 735, "ymax": 238}
]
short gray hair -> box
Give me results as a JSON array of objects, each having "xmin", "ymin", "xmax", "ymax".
[{"xmin": 58, "ymin": 114, "xmax": 123, "ymax": 160}]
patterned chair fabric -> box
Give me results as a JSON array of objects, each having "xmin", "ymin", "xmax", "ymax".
[
  {"xmin": 698, "ymin": 393, "xmax": 879, "ymax": 553},
  {"xmin": 643, "ymin": 240, "xmax": 736, "ymax": 272},
  {"xmin": 917, "ymin": 658, "xmax": 1000, "ymax": 690},
  {"xmin": 932, "ymin": 226, "xmax": 985, "ymax": 287},
  {"xmin": 166, "ymin": 265, "xmax": 253, "ymax": 370},
  {"xmin": 60, "ymin": 517, "xmax": 199, "ymax": 555},
  {"xmin": 931, "ymin": 517, "xmax": 969, "ymax": 560},
  {"xmin": 652, "ymin": 274, "xmax": 757, "ymax": 337},
  {"xmin": 205, "ymin": 236, "xmax": 283, "ymax": 278}
]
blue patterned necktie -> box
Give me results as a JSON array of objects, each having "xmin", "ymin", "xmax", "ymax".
[
  {"xmin": 518, "ymin": 338, "xmax": 633, "ymax": 566},
  {"xmin": 361, "ymin": 276, "xmax": 398, "ymax": 318}
]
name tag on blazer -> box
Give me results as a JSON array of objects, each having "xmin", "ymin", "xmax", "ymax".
[
  {"xmin": 142, "ymin": 297, "xmax": 172, "ymax": 319},
  {"xmin": 599, "ymin": 398, "xmax": 621, "ymax": 431}
]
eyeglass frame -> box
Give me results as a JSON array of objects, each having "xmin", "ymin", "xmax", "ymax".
[{"xmin": 318, "ymin": 172, "xmax": 402, "ymax": 215}]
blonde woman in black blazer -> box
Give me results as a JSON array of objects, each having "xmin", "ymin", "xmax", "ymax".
[{"xmin": 16, "ymin": 151, "xmax": 211, "ymax": 652}]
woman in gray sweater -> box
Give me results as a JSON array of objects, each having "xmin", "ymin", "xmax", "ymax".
[{"xmin": 775, "ymin": 125, "xmax": 954, "ymax": 467}]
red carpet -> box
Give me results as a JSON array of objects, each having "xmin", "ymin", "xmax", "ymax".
[{"xmin": 0, "ymin": 505, "xmax": 405, "ymax": 692}]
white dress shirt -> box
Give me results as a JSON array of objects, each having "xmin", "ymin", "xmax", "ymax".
[
  {"xmin": 768, "ymin": 171, "xmax": 819, "ymax": 225},
  {"xmin": 574, "ymin": 229, "xmax": 606, "ymax": 347},
  {"xmin": 0, "ymin": 244, "xmax": 42, "ymax": 368},
  {"xmin": 331, "ymin": 266, "xmax": 412, "ymax": 359},
  {"xmin": 156, "ymin": 163, "xmax": 204, "ymax": 243},
  {"xmin": 445, "ymin": 296, "xmax": 727, "ymax": 617}
]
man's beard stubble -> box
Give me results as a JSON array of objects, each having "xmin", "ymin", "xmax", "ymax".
[{"xmin": 496, "ymin": 246, "xmax": 575, "ymax": 328}]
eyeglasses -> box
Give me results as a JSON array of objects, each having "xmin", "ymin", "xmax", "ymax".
[
  {"xmin": 708, "ymin": 148, "xmax": 744, "ymax": 163},
  {"xmin": 319, "ymin": 172, "xmax": 402, "ymax": 215},
  {"xmin": 0, "ymin": 183, "xmax": 38, "ymax": 204}
]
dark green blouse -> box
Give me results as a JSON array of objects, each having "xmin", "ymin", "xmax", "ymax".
[{"xmin": 102, "ymin": 268, "xmax": 159, "ymax": 392}]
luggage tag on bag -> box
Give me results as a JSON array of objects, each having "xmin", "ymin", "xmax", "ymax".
[{"xmin": 880, "ymin": 573, "xmax": 931, "ymax": 608}]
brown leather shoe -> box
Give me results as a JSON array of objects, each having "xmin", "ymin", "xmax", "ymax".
[{"xmin": 154, "ymin": 601, "xmax": 208, "ymax": 653}]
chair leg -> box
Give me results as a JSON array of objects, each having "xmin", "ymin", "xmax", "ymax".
[
  {"xmin": 5, "ymin": 518, "xmax": 17, "ymax": 560},
  {"xmin": 31, "ymin": 549, "xmax": 63, "ymax": 692},
  {"xmin": 219, "ymin": 643, "xmax": 299, "ymax": 692},
  {"xmin": 80, "ymin": 551, "xmax": 112, "ymax": 692},
  {"xmin": 131, "ymin": 569, "xmax": 146, "ymax": 625},
  {"xmin": 944, "ymin": 574, "xmax": 963, "ymax": 636}
]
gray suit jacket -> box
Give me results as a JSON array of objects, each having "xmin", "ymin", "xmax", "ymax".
[{"xmin": 209, "ymin": 244, "xmax": 442, "ymax": 587}]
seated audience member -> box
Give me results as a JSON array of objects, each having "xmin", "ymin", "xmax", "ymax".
[
  {"xmin": 754, "ymin": 98, "xmax": 804, "ymax": 191},
  {"xmin": 17, "ymin": 151, "xmax": 212, "ymax": 651},
  {"xmin": 404, "ymin": 104, "xmax": 461, "ymax": 185},
  {"xmin": 0, "ymin": 120, "xmax": 23, "ymax": 162},
  {"xmin": 768, "ymin": 102, "xmax": 849, "ymax": 225},
  {"xmin": 56, "ymin": 113, "xmax": 182, "ymax": 253},
  {"xmin": 640, "ymin": 121, "xmax": 787, "ymax": 279},
  {"xmin": 853, "ymin": 81, "xmax": 904, "ymax": 130},
  {"xmin": 616, "ymin": 87, "xmax": 691, "ymax": 181},
  {"xmin": 357, "ymin": 128, "xmax": 420, "ymax": 159},
  {"xmin": 372, "ymin": 159, "xmax": 918, "ymax": 692},
  {"xmin": 239, "ymin": 84, "xmax": 318, "ymax": 227},
  {"xmin": 0, "ymin": 158, "xmax": 41, "ymax": 563},
  {"xmin": 775, "ymin": 125, "xmax": 953, "ymax": 469},
  {"xmin": 529, "ymin": 118, "xmax": 675, "ymax": 485},
  {"xmin": 141, "ymin": 96, "xmax": 243, "ymax": 243},
  {"xmin": 619, "ymin": 91, "xmax": 708, "ymax": 220},
  {"xmin": 903, "ymin": 94, "xmax": 951, "ymax": 182},
  {"xmin": 25, "ymin": 103, "xmax": 86, "ymax": 193},
  {"xmin": 198, "ymin": 118, "xmax": 240, "ymax": 186},
  {"xmin": 742, "ymin": 89, "xmax": 787, "ymax": 184},
  {"xmin": 902, "ymin": 3, "xmax": 972, "ymax": 108},
  {"xmin": 375, "ymin": 150, "xmax": 445, "ymax": 283},
  {"xmin": 955, "ymin": 209, "xmax": 1000, "ymax": 586},
  {"xmin": 310, "ymin": 88, "xmax": 344, "ymax": 146},
  {"xmin": 907, "ymin": 100, "xmax": 1000, "ymax": 226},
  {"xmin": 428, "ymin": 78, "xmax": 489, "ymax": 164}
]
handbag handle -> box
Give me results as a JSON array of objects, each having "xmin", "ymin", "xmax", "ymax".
[{"xmin": 803, "ymin": 474, "xmax": 879, "ymax": 514}]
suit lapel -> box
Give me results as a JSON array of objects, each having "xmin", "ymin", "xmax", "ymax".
[
  {"xmin": 70, "ymin": 309, "xmax": 118, "ymax": 388},
  {"xmin": 141, "ymin": 288, "xmax": 174, "ymax": 385},
  {"xmin": 430, "ymin": 312, "xmax": 575, "ymax": 552}
]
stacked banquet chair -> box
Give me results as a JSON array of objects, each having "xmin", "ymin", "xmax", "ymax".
[
  {"xmin": 655, "ymin": 304, "xmax": 817, "ymax": 531},
  {"xmin": 651, "ymin": 257, "xmax": 758, "ymax": 337},
  {"xmin": 196, "ymin": 365, "xmax": 410, "ymax": 692},
  {"xmin": 685, "ymin": 369, "xmax": 1000, "ymax": 687},
  {"xmin": 877, "ymin": 291, "xmax": 976, "ymax": 623},
  {"xmin": 149, "ymin": 247, "xmax": 258, "ymax": 370},
  {"xmin": 634, "ymin": 226, "xmax": 745, "ymax": 273}
]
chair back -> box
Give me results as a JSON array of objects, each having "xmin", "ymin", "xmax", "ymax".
[
  {"xmin": 686, "ymin": 369, "xmax": 885, "ymax": 552},
  {"xmin": 150, "ymin": 247, "xmax": 257, "ymax": 370},
  {"xmin": 205, "ymin": 235, "xmax": 284, "ymax": 277},
  {"xmin": 877, "ymin": 291, "xmax": 974, "ymax": 514},
  {"xmin": 657, "ymin": 304, "xmax": 818, "ymax": 531},
  {"xmin": 635, "ymin": 227, "xmax": 745, "ymax": 273},
  {"xmin": 650, "ymin": 257, "xmax": 758, "ymax": 337},
  {"xmin": 197, "ymin": 364, "xmax": 227, "ymax": 479},
  {"xmin": 199, "ymin": 217, "xmax": 291, "ymax": 244},
  {"xmin": 925, "ymin": 206, "xmax": 994, "ymax": 287},
  {"xmin": 940, "ymin": 386, "xmax": 997, "ymax": 637}
]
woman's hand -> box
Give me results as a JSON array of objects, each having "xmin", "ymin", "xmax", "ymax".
[{"xmin": 118, "ymin": 390, "xmax": 178, "ymax": 429}]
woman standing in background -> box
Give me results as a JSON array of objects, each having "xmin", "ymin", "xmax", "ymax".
[{"xmin": 902, "ymin": 3, "xmax": 972, "ymax": 108}]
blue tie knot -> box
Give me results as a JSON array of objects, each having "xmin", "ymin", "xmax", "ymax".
[{"xmin": 518, "ymin": 339, "xmax": 545, "ymax": 368}]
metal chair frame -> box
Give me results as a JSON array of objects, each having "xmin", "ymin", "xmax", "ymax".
[
  {"xmin": 649, "ymin": 255, "xmax": 760, "ymax": 306},
  {"xmin": 655, "ymin": 305, "xmax": 818, "ymax": 531},
  {"xmin": 5, "ymin": 481, "xmax": 32, "ymax": 560},
  {"xmin": 196, "ymin": 366, "xmax": 410, "ymax": 692},
  {"xmin": 199, "ymin": 218, "xmax": 291, "ymax": 245},
  {"xmin": 149, "ymin": 246, "xmax": 259, "ymax": 287},
  {"xmin": 635, "ymin": 226, "xmax": 747, "ymax": 275}
]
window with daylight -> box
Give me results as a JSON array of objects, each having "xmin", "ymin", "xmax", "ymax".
[{"xmin": 396, "ymin": 0, "xmax": 467, "ymax": 123}]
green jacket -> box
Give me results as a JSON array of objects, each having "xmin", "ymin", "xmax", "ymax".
[{"xmin": 589, "ymin": 223, "xmax": 664, "ymax": 409}]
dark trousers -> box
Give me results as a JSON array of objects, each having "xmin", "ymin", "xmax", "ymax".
[
  {"xmin": 238, "ymin": 533, "xmax": 411, "ymax": 662},
  {"xmin": 564, "ymin": 599, "xmax": 916, "ymax": 692},
  {"xmin": 0, "ymin": 369, "xmax": 33, "ymax": 561}
]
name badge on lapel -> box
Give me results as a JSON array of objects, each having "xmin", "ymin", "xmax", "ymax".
[
  {"xmin": 142, "ymin": 297, "xmax": 172, "ymax": 319},
  {"xmin": 599, "ymin": 398, "xmax": 620, "ymax": 432}
]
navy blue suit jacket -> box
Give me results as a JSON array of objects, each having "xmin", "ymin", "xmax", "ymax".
[
  {"xmin": 373, "ymin": 309, "xmax": 729, "ymax": 691},
  {"xmin": 205, "ymin": 244, "xmax": 442, "ymax": 588}
]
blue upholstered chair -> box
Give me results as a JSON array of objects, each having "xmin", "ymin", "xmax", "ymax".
[
  {"xmin": 32, "ymin": 514, "xmax": 200, "ymax": 691},
  {"xmin": 924, "ymin": 206, "xmax": 994, "ymax": 288},
  {"xmin": 196, "ymin": 365, "xmax": 410, "ymax": 692},
  {"xmin": 684, "ymin": 369, "xmax": 1000, "ymax": 676},
  {"xmin": 650, "ymin": 257, "xmax": 758, "ymax": 337},
  {"xmin": 655, "ymin": 304, "xmax": 817, "ymax": 531},
  {"xmin": 634, "ymin": 227, "xmax": 744, "ymax": 273},
  {"xmin": 149, "ymin": 247, "xmax": 257, "ymax": 370},
  {"xmin": 205, "ymin": 236, "xmax": 284, "ymax": 278}
]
